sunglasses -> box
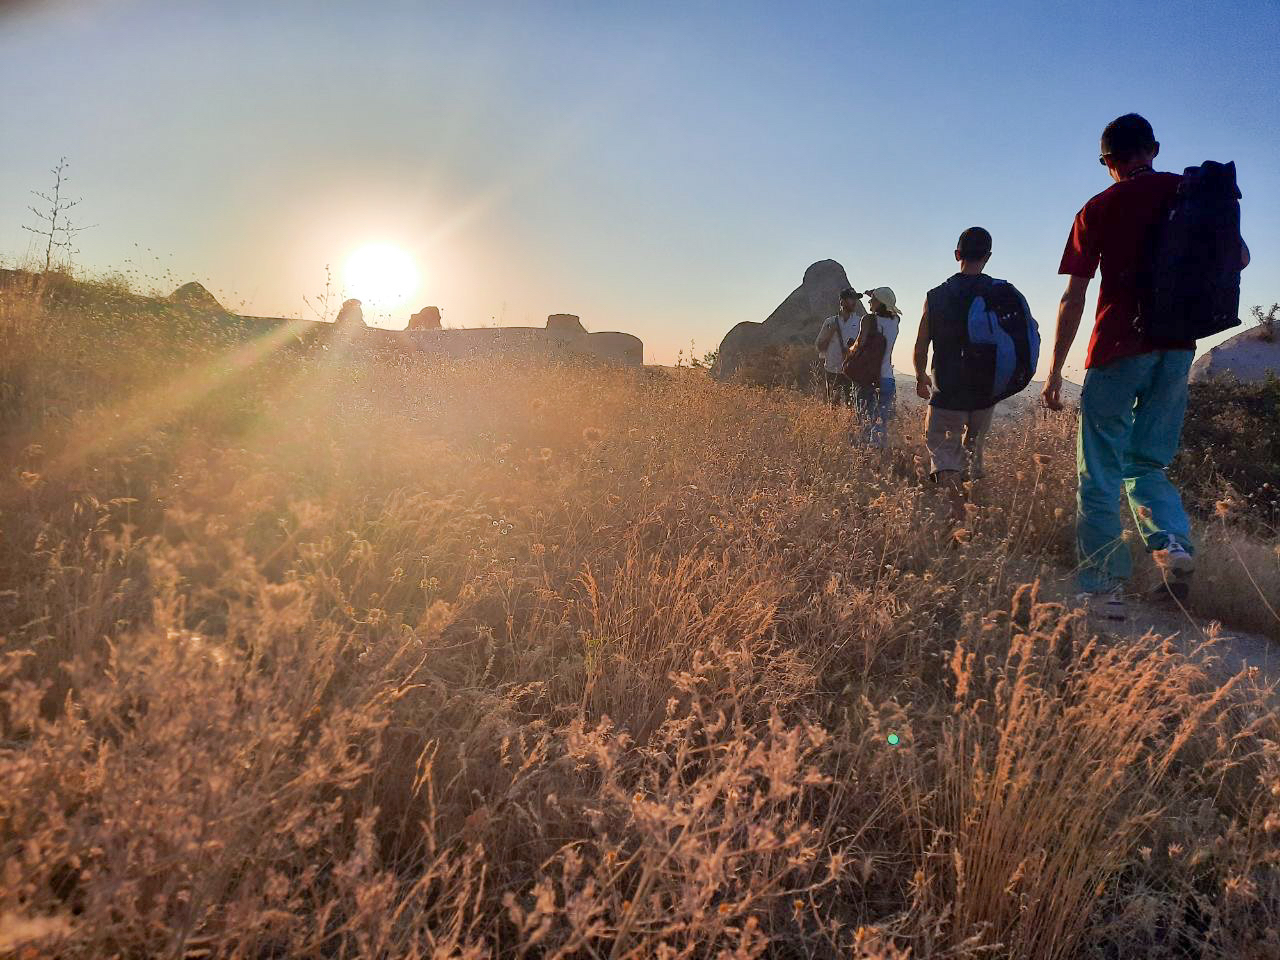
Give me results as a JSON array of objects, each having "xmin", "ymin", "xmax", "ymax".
[{"xmin": 1098, "ymin": 154, "xmax": 1112, "ymax": 166}]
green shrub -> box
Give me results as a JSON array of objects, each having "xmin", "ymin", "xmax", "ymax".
[{"xmin": 1175, "ymin": 374, "xmax": 1280, "ymax": 527}]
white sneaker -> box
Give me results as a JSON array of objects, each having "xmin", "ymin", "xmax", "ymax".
[
  {"xmin": 1076, "ymin": 587, "xmax": 1127, "ymax": 622},
  {"xmin": 1157, "ymin": 541, "xmax": 1195, "ymax": 577},
  {"xmin": 1152, "ymin": 541, "xmax": 1194, "ymax": 602}
]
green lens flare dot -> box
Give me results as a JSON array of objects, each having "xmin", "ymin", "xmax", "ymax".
[{"xmin": 887, "ymin": 733, "xmax": 900, "ymax": 746}]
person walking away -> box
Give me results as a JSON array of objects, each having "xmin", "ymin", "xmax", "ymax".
[
  {"xmin": 1042, "ymin": 113, "xmax": 1250, "ymax": 619},
  {"xmin": 848, "ymin": 287, "xmax": 900, "ymax": 447},
  {"xmin": 915, "ymin": 228, "xmax": 1039, "ymax": 517},
  {"xmin": 815, "ymin": 287, "xmax": 865, "ymax": 406}
]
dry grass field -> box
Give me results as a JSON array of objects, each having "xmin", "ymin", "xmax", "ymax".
[{"xmin": 2, "ymin": 275, "xmax": 1280, "ymax": 958}]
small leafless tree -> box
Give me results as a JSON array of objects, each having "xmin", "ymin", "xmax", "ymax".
[
  {"xmin": 23, "ymin": 157, "xmax": 92, "ymax": 275},
  {"xmin": 303, "ymin": 264, "xmax": 341, "ymax": 322},
  {"xmin": 1251, "ymin": 303, "xmax": 1277, "ymax": 342}
]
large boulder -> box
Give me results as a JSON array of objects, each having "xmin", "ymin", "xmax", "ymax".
[
  {"xmin": 169, "ymin": 281, "xmax": 225, "ymax": 312},
  {"xmin": 710, "ymin": 259, "xmax": 852, "ymax": 380},
  {"xmin": 546, "ymin": 313, "xmax": 586, "ymax": 334},
  {"xmin": 1190, "ymin": 323, "xmax": 1280, "ymax": 384},
  {"xmin": 334, "ymin": 299, "xmax": 365, "ymax": 329},
  {"xmin": 408, "ymin": 305, "xmax": 442, "ymax": 330}
]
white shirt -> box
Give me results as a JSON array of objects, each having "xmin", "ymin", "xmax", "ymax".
[
  {"xmin": 871, "ymin": 313, "xmax": 899, "ymax": 380},
  {"xmin": 817, "ymin": 307, "xmax": 864, "ymax": 374}
]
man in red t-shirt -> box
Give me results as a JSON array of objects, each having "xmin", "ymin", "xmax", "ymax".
[{"xmin": 1042, "ymin": 113, "xmax": 1248, "ymax": 617}]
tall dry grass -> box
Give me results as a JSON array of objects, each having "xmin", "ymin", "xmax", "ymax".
[{"xmin": 1, "ymin": 275, "xmax": 1279, "ymax": 958}]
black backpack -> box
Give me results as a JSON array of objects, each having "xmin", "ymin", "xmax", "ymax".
[
  {"xmin": 1139, "ymin": 161, "xmax": 1243, "ymax": 343},
  {"xmin": 969, "ymin": 279, "xmax": 1040, "ymax": 405},
  {"xmin": 927, "ymin": 275, "xmax": 1040, "ymax": 409}
]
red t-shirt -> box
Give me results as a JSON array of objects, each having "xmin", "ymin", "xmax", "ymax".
[{"xmin": 1059, "ymin": 171, "xmax": 1194, "ymax": 368}]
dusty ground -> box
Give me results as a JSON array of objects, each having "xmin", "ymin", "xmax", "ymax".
[{"xmin": 1036, "ymin": 569, "xmax": 1280, "ymax": 683}]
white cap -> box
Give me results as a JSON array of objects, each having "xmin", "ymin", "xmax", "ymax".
[{"xmin": 866, "ymin": 286, "xmax": 901, "ymax": 317}]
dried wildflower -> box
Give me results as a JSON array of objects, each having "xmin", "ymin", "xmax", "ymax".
[
  {"xmin": 417, "ymin": 600, "xmax": 455, "ymax": 637},
  {"xmin": 263, "ymin": 581, "xmax": 306, "ymax": 611},
  {"xmin": 1215, "ymin": 498, "xmax": 1234, "ymax": 518},
  {"xmin": 1032, "ymin": 453, "xmax": 1050, "ymax": 467}
]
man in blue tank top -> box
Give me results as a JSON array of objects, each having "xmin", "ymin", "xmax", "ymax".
[{"xmin": 914, "ymin": 228, "xmax": 1030, "ymax": 512}]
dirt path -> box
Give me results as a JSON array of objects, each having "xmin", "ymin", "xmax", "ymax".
[
  {"xmin": 1101, "ymin": 596, "xmax": 1277, "ymax": 681},
  {"xmin": 1035, "ymin": 571, "xmax": 1279, "ymax": 683}
]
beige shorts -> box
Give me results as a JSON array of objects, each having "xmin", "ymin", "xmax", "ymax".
[{"xmin": 925, "ymin": 405, "xmax": 994, "ymax": 478}]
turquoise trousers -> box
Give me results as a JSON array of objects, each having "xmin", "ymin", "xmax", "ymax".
[{"xmin": 1076, "ymin": 350, "xmax": 1194, "ymax": 593}]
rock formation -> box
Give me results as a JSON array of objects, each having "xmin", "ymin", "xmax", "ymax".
[
  {"xmin": 1190, "ymin": 323, "xmax": 1280, "ymax": 384},
  {"xmin": 334, "ymin": 299, "xmax": 365, "ymax": 329},
  {"xmin": 169, "ymin": 281, "xmax": 225, "ymax": 312},
  {"xmin": 401, "ymin": 327, "xmax": 641, "ymax": 366},
  {"xmin": 710, "ymin": 259, "xmax": 853, "ymax": 380},
  {"xmin": 164, "ymin": 281, "xmax": 644, "ymax": 367},
  {"xmin": 408, "ymin": 306, "xmax": 442, "ymax": 330},
  {"xmin": 546, "ymin": 313, "xmax": 586, "ymax": 334}
]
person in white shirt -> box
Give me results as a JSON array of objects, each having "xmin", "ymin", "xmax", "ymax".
[
  {"xmin": 853, "ymin": 286, "xmax": 901, "ymax": 448},
  {"xmin": 814, "ymin": 287, "xmax": 866, "ymax": 407}
]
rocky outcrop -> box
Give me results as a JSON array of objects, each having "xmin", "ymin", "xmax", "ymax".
[
  {"xmin": 1190, "ymin": 324, "xmax": 1280, "ymax": 384},
  {"xmin": 401, "ymin": 327, "xmax": 641, "ymax": 366},
  {"xmin": 546, "ymin": 313, "xmax": 586, "ymax": 334},
  {"xmin": 710, "ymin": 260, "xmax": 853, "ymax": 380},
  {"xmin": 226, "ymin": 293, "xmax": 641, "ymax": 367},
  {"xmin": 169, "ymin": 281, "xmax": 225, "ymax": 312},
  {"xmin": 408, "ymin": 306, "xmax": 442, "ymax": 330}
]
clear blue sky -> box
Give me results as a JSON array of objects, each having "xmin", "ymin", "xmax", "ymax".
[{"xmin": 2, "ymin": 0, "xmax": 1276, "ymax": 376}]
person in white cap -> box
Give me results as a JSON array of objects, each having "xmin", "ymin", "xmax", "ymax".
[{"xmin": 851, "ymin": 286, "xmax": 901, "ymax": 447}]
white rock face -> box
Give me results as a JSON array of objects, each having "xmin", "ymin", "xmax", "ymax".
[
  {"xmin": 1190, "ymin": 324, "xmax": 1280, "ymax": 384},
  {"xmin": 711, "ymin": 260, "xmax": 853, "ymax": 380}
]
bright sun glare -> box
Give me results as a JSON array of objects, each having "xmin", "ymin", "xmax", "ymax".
[{"xmin": 342, "ymin": 244, "xmax": 421, "ymax": 310}]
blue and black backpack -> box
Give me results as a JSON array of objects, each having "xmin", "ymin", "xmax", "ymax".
[
  {"xmin": 1139, "ymin": 161, "xmax": 1243, "ymax": 343},
  {"xmin": 927, "ymin": 275, "xmax": 1040, "ymax": 409}
]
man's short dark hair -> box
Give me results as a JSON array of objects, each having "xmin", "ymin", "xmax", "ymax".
[
  {"xmin": 1100, "ymin": 113, "xmax": 1156, "ymax": 163},
  {"xmin": 839, "ymin": 287, "xmax": 858, "ymax": 300},
  {"xmin": 956, "ymin": 227, "xmax": 992, "ymax": 261}
]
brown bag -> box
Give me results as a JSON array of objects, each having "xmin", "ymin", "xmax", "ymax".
[{"xmin": 842, "ymin": 314, "xmax": 886, "ymax": 387}]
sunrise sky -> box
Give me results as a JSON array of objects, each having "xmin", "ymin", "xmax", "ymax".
[{"xmin": 2, "ymin": 0, "xmax": 1277, "ymax": 375}]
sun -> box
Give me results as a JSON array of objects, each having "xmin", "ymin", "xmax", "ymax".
[{"xmin": 342, "ymin": 243, "xmax": 421, "ymax": 310}]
